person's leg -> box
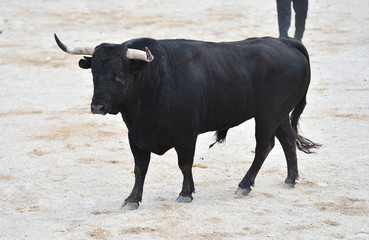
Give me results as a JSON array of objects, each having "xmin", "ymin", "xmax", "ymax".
[
  {"xmin": 293, "ymin": 0, "xmax": 308, "ymax": 41},
  {"xmin": 277, "ymin": 0, "xmax": 292, "ymax": 38}
]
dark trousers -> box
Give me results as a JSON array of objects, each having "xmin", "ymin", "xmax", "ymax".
[{"xmin": 277, "ymin": 0, "xmax": 308, "ymax": 41}]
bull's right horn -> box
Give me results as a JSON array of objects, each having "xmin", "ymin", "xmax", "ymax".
[
  {"xmin": 126, "ymin": 47, "xmax": 154, "ymax": 62},
  {"xmin": 54, "ymin": 33, "xmax": 94, "ymax": 55}
]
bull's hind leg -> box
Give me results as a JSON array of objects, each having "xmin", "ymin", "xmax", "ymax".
[
  {"xmin": 276, "ymin": 117, "xmax": 299, "ymax": 186},
  {"xmin": 236, "ymin": 117, "xmax": 276, "ymax": 195},
  {"xmin": 174, "ymin": 137, "xmax": 197, "ymax": 203}
]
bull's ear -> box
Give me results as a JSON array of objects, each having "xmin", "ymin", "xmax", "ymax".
[{"xmin": 79, "ymin": 56, "xmax": 92, "ymax": 69}]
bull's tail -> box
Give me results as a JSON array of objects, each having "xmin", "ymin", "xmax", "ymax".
[
  {"xmin": 291, "ymin": 93, "xmax": 321, "ymax": 154},
  {"xmin": 209, "ymin": 129, "xmax": 229, "ymax": 148},
  {"xmin": 291, "ymin": 39, "xmax": 321, "ymax": 153}
]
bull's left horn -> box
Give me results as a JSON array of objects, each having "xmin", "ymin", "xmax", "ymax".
[
  {"xmin": 126, "ymin": 47, "xmax": 154, "ymax": 62},
  {"xmin": 54, "ymin": 33, "xmax": 94, "ymax": 55}
]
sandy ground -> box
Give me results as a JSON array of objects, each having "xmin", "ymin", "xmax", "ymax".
[{"xmin": 1, "ymin": 0, "xmax": 369, "ymax": 239}]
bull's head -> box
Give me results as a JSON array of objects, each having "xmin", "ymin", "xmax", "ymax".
[{"xmin": 54, "ymin": 34, "xmax": 154, "ymax": 115}]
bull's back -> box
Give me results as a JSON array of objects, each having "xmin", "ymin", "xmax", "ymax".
[{"xmin": 160, "ymin": 37, "xmax": 309, "ymax": 132}]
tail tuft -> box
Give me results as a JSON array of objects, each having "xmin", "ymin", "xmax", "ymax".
[
  {"xmin": 291, "ymin": 95, "xmax": 321, "ymax": 154},
  {"xmin": 296, "ymin": 134, "xmax": 322, "ymax": 154}
]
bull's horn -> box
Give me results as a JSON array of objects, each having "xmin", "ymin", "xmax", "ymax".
[
  {"xmin": 126, "ymin": 47, "xmax": 154, "ymax": 62},
  {"xmin": 54, "ymin": 33, "xmax": 94, "ymax": 55}
]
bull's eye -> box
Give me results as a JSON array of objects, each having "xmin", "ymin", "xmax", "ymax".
[{"xmin": 115, "ymin": 76, "xmax": 124, "ymax": 84}]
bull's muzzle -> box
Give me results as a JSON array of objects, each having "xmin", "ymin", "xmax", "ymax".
[{"xmin": 91, "ymin": 104, "xmax": 110, "ymax": 115}]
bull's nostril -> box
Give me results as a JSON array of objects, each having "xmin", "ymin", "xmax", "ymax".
[
  {"xmin": 99, "ymin": 106, "xmax": 105, "ymax": 112},
  {"xmin": 91, "ymin": 104, "xmax": 107, "ymax": 115}
]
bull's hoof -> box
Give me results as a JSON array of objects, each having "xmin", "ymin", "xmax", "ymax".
[
  {"xmin": 175, "ymin": 195, "xmax": 193, "ymax": 203},
  {"xmin": 120, "ymin": 201, "xmax": 139, "ymax": 211},
  {"xmin": 235, "ymin": 187, "xmax": 251, "ymax": 196},
  {"xmin": 284, "ymin": 177, "xmax": 297, "ymax": 187}
]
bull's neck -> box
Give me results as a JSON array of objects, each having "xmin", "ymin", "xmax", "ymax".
[{"xmin": 122, "ymin": 74, "xmax": 170, "ymax": 119}]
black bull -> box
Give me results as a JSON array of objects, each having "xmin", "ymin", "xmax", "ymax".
[{"xmin": 55, "ymin": 34, "xmax": 320, "ymax": 210}]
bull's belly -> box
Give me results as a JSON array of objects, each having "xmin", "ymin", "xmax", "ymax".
[
  {"xmin": 199, "ymin": 111, "xmax": 254, "ymax": 133},
  {"xmin": 197, "ymin": 90, "xmax": 255, "ymax": 133}
]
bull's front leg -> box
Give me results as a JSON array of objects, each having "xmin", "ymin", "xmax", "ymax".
[
  {"xmin": 174, "ymin": 137, "xmax": 197, "ymax": 203},
  {"xmin": 120, "ymin": 134, "xmax": 151, "ymax": 210}
]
